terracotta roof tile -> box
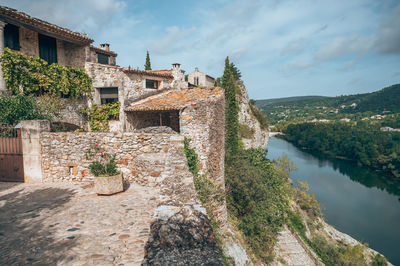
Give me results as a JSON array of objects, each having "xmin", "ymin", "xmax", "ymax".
[
  {"xmin": 151, "ymin": 70, "xmax": 172, "ymax": 75},
  {"xmin": 0, "ymin": 6, "xmax": 93, "ymax": 44},
  {"xmin": 122, "ymin": 68, "xmax": 173, "ymax": 79},
  {"xmin": 126, "ymin": 87, "xmax": 224, "ymax": 111}
]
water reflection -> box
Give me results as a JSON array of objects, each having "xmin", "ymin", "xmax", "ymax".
[
  {"xmin": 301, "ymin": 147, "xmax": 400, "ymax": 200},
  {"xmin": 267, "ymin": 137, "xmax": 400, "ymax": 265}
]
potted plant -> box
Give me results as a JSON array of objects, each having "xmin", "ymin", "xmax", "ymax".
[{"xmin": 85, "ymin": 143, "xmax": 123, "ymax": 195}]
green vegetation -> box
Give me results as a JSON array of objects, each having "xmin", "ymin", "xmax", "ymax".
[
  {"xmin": 238, "ymin": 123, "xmax": 255, "ymax": 139},
  {"xmin": 223, "ymin": 56, "xmax": 239, "ymax": 161},
  {"xmin": 249, "ymin": 101, "xmax": 269, "ymax": 129},
  {"xmin": 220, "ymin": 58, "xmax": 290, "ymax": 263},
  {"xmin": 226, "ymin": 148, "xmax": 290, "ymax": 262},
  {"xmin": 257, "ymin": 84, "xmax": 400, "ymax": 178},
  {"xmin": 81, "ymin": 102, "xmax": 120, "ymax": 132},
  {"xmin": 229, "ymin": 62, "xmax": 241, "ymax": 81},
  {"xmin": 85, "ymin": 143, "xmax": 119, "ymax": 177},
  {"xmin": 283, "ymin": 122, "xmax": 400, "ymax": 177},
  {"xmin": 0, "ymin": 94, "xmax": 63, "ymax": 125},
  {"xmin": 183, "ymin": 137, "xmax": 232, "ymax": 265},
  {"xmin": 144, "ymin": 50, "xmax": 152, "ymax": 70},
  {"xmin": 0, "ymin": 48, "xmax": 92, "ymax": 98}
]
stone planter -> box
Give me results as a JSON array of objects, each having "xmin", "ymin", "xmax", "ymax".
[{"xmin": 94, "ymin": 174, "xmax": 123, "ymax": 195}]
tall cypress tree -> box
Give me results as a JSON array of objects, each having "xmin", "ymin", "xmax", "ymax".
[
  {"xmin": 144, "ymin": 50, "xmax": 152, "ymax": 70},
  {"xmin": 222, "ymin": 56, "xmax": 239, "ymax": 162}
]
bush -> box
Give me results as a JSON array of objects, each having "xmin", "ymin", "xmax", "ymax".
[
  {"xmin": 0, "ymin": 94, "xmax": 43, "ymax": 124},
  {"xmin": 81, "ymin": 102, "xmax": 120, "ymax": 132},
  {"xmin": 238, "ymin": 123, "xmax": 255, "ymax": 139},
  {"xmin": 249, "ymin": 103, "xmax": 269, "ymax": 129},
  {"xmin": 226, "ymin": 148, "xmax": 290, "ymax": 261},
  {"xmin": 85, "ymin": 143, "xmax": 119, "ymax": 177}
]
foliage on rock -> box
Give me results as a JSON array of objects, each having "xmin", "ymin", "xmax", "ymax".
[
  {"xmin": 226, "ymin": 148, "xmax": 290, "ymax": 262},
  {"xmin": 0, "ymin": 48, "xmax": 92, "ymax": 98},
  {"xmin": 249, "ymin": 100, "xmax": 269, "ymax": 129},
  {"xmin": 238, "ymin": 123, "xmax": 255, "ymax": 139},
  {"xmin": 81, "ymin": 102, "xmax": 120, "ymax": 132}
]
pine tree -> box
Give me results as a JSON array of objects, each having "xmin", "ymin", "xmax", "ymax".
[
  {"xmin": 222, "ymin": 56, "xmax": 239, "ymax": 161},
  {"xmin": 144, "ymin": 51, "xmax": 152, "ymax": 70}
]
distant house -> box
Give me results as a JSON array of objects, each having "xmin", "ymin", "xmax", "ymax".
[{"xmin": 188, "ymin": 67, "xmax": 215, "ymax": 88}]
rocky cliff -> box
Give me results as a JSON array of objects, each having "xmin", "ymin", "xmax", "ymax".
[{"xmin": 237, "ymin": 81, "xmax": 269, "ymax": 149}]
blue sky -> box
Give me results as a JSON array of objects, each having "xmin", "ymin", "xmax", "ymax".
[{"xmin": 3, "ymin": 0, "xmax": 400, "ymax": 99}]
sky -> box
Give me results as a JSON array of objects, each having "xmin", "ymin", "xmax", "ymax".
[{"xmin": 2, "ymin": 0, "xmax": 400, "ymax": 99}]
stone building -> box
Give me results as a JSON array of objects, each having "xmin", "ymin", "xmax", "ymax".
[
  {"xmin": 188, "ymin": 67, "xmax": 215, "ymax": 88},
  {"xmin": 0, "ymin": 6, "xmax": 189, "ymax": 131}
]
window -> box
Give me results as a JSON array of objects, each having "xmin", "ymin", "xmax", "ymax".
[
  {"xmin": 97, "ymin": 53, "xmax": 109, "ymax": 65},
  {"xmin": 146, "ymin": 79, "xmax": 159, "ymax": 89},
  {"xmin": 100, "ymin": 87, "xmax": 118, "ymax": 104},
  {"xmin": 4, "ymin": 24, "xmax": 20, "ymax": 50},
  {"xmin": 39, "ymin": 34, "xmax": 57, "ymax": 64}
]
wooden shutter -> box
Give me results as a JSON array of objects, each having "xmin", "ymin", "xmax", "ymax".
[{"xmin": 39, "ymin": 34, "xmax": 58, "ymax": 64}]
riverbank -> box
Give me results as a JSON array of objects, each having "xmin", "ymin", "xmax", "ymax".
[{"xmin": 267, "ymin": 137, "xmax": 400, "ymax": 265}]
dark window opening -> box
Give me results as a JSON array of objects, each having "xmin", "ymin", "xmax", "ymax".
[
  {"xmin": 97, "ymin": 53, "xmax": 109, "ymax": 65},
  {"xmin": 100, "ymin": 87, "xmax": 118, "ymax": 105},
  {"xmin": 39, "ymin": 34, "xmax": 57, "ymax": 64},
  {"xmin": 4, "ymin": 24, "xmax": 20, "ymax": 50},
  {"xmin": 146, "ymin": 79, "xmax": 159, "ymax": 89}
]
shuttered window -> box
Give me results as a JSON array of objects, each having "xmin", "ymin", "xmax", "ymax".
[
  {"xmin": 97, "ymin": 53, "xmax": 109, "ymax": 65},
  {"xmin": 146, "ymin": 80, "xmax": 159, "ymax": 89},
  {"xmin": 4, "ymin": 24, "xmax": 20, "ymax": 50},
  {"xmin": 39, "ymin": 34, "xmax": 57, "ymax": 64}
]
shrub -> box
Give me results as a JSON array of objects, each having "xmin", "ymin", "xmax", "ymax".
[
  {"xmin": 238, "ymin": 123, "xmax": 255, "ymax": 139},
  {"xmin": 226, "ymin": 148, "xmax": 290, "ymax": 261},
  {"xmin": 85, "ymin": 143, "xmax": 119, "ymax": 177},
  {"xmin": 183, "ymin": 137, "xmax": 199, "ymax": 177},
  {"xmin": 0, "ymin": 94, "xmax": 43, "ymax": 124},
  {"xmin": 249, "ymin": 103, "xmax": 269, "ymax": 129},
  {"xmin": 81, "ymin": 102, "xmax": 120, "ymax": 132}
]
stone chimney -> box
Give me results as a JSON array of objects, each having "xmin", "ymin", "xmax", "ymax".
[
  {"xmin": 100, "ymin": 43, "xmax": 110, "ymax": 52},
  {"xmin": 172, "ymin": 63, "xmax": 181, "ymax": 70},
  {"xmin": 195, "ymin": 67, "xmax": 199, "ymax": 72}
]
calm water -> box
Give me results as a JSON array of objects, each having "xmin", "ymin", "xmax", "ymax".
[{"xmin": 267, "ymin": 137, "xmax": 400, "ymax": 265}]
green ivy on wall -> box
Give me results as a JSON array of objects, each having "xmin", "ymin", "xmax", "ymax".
[
  {"xmin": 81, "ymin": 102, "xmax": 120, "ymax": 132},
  {"xmin": 0, "ymin": 47, "xmax": 92, "ymax": 98}
]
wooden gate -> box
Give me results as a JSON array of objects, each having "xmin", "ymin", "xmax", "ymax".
[{"xmin": 0, "ymin": 127, "xmax": 24, "ymax": 182}]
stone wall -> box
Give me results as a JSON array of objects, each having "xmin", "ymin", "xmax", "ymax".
[
  {"xmin": 57, "ymin": 98, "xmax": 88, "ymax": 129},
  {"xmin": 40, "ymin": 130, "xmax": 187, "ymax": 185},
  {"xmin": 17, "ymin": 25, "xmax": 87, "ymax": 68},
  {"xmin": 180, "ymin": 93, "xmax": 227, "ymax": 223}
]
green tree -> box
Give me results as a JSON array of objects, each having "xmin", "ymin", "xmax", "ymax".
[
  {"xmin": 222, "ymin": 56, "xmax": 239, "ymax": 161},
  {"xmin": 230, "ymin": 62, "xmax": 241, "ymax": 81},
  {"xmin": 144, "ymin": 50, "xmax": 152, "ymax": 70},
  {"xmin": 0, "ymin": 94, "xmax": 43, "ymax": 125}
]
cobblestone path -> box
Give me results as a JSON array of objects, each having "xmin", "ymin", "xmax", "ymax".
[
  {"xmin": 0, "ymin": 182, "xmax": 159, "ymax": 265},
  {"xmin": 273, "ymin": 226, "xmax": 318, "ymax": 266}
]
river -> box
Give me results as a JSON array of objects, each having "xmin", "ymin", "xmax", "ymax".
[{"xmin": 266, "ymin": 137, "xmax": 400, "ymax": 265}]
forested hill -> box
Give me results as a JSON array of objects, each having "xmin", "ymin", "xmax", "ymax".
[{"xmin": 256, "ymin": 84, "xmax": 400, "ymax": 114}]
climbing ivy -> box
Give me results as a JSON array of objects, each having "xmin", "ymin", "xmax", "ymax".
[
  {"xmin": 0, "ymin": 47, "xmax": 92, "ymax": 98},
  {"xmin": 81, "ymin": 102, "xmax": 120, "ymax": 132}
]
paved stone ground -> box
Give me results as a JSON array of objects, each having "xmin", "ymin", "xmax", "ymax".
[
  {"xmin": 0, "ymin": 182, "xmax": 159, "ymax": 265},
  {"xmin": 273, "ymin": 226, "xmax": 318, "ymax": 266}
]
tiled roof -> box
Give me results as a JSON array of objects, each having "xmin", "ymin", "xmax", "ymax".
[
  {"xmin": 126, "ymin": 87, "xmax": 224, "ymax": 111},
  {"xmin": 122, "ymin": 68, "xmax": 173, "ymax": 79},
  {"xmin": 0, "ymin": 6, "xmax": 93, "ymax": 44},
  {"xmin": 151, "ymin": 70, "xmax": 172, "ymax": 75},
  {"xmin": 90, "ymin": 46, "xmax": 118, "ymax": 57}
]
